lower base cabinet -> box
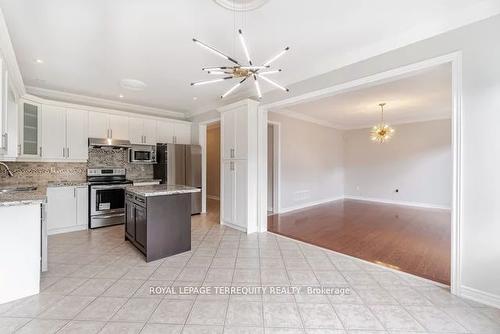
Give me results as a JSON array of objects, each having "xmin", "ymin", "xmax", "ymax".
[
  {"xmin": 125, "ymin": 191, "xmax": 191, "ymax": 262},
  {"xmin": 46, "ymin": 186, "xmax": 88, "ymax": 235}
]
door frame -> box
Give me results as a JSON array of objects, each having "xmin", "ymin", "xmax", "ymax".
[
  {"xmin": 198, "ymin": 117, "xmax": 221, "ymax": 214},
  {"xmin": 257, "ymin": 51, "xmax": 463, "ymax": 295},
  {"xmin": 267, "ymin": 121, "xmax": 281, "ymax": 214}
]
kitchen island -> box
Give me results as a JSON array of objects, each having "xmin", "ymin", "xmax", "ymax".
[
  {"xmin": 124, "ymin": 184, "xmax": 200, "ymax": 262},
  {"xmin": 0, "ymin": 185, "xmax": 46, "ymax": 304}
]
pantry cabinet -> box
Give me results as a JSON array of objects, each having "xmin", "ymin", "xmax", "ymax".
[{"xmin": 219, "ymin": 99, "xmax": 258, "ymax": 233}]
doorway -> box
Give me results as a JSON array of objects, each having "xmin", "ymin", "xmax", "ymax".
[{"xmin": 206, "ymin": 122, "xmax": 221, "ymax": 220}]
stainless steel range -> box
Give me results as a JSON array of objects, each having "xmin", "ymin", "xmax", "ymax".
[{"xmin": 87, "ymin": 167, "xmax": 132, "ymax": 229}]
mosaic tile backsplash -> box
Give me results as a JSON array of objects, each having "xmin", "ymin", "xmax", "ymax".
[
  {"xmin": 88, "ymin": 147, "xmax": 153, "ymax": 180},
  {"xmin": 0, "ymin": 147, "xmax": 153, "ymax": 185}
]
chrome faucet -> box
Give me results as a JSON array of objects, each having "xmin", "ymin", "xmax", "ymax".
[{"xmin": 0, "ymin": 162, "xmax": 14, "ymax": 177}]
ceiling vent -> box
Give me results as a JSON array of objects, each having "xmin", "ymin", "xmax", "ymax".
[{"xmin": 213, "ymin": 0, "xmax": 270, "ymax": 11}]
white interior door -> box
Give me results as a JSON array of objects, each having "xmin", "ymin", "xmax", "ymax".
[
  {"xmin": 41, "ymin": 104, "xmax": 66, "ymax": 159},
  {"xmin": 143, "ymin": 119, "xmax": 157, "ymax": 145},
  {"xmin": 88, "ymin": 111, "xmax": 108, "ymax": 138},
  {"xmin": 108, "ymin": 114, "xmax": 129, "ymax": 140},
  {"xmin": 128, "ymin": 117, "xmax": 143, "ymax": 144},
  {"xmin": 157, "ymin": 120, "xmax": 174, "ymax": 143},
  {"xmin": 66, "ymin": 108, "xmax": 88, "ymax": 160}
]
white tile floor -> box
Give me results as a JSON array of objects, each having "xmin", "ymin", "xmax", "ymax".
[{"xmin": 1, "ymin": 218, "xmax": 499, "ymax": 334}]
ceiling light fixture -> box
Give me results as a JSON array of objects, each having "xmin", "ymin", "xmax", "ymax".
[
  {"xmin": 370, "ymin": 103, "xmax": 395, "ymax": 143},
  {"xmin": 191, "ymin": 29, "xmax": 289, "ymax": 99},
  {"xmin": 35, "ymin": 59, "xmax": 44, "ymax": 64}
]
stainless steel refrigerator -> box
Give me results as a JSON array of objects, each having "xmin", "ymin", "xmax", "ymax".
[{"xmin": 154, "ymin": 144, "xmax": 202, "ymax": 214}]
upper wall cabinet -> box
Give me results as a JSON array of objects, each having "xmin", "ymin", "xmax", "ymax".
[
  {"xmin": 40, "ymin": 105, "xmax": 88, "ymax": 161},
  {"xmin": 157, "ymin": 120, "xmax": 191, "ymax": 145},
  {"xmin": 88, "ymin": 112, "xmax": 129, "ymax": 140},
  {"xmin": 129, "ymin": 117, "xmax": 157, "ymax": 145},
  {"xmin": 19, "ymin": 101, "xmax": 42, "ymax": 157},
  {"xmin": 0, "ymin": 83, "xmax": 18, "ymax": 159}
]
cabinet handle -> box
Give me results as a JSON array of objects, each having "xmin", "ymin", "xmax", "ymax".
[
  {"xmin": 62, "ymin": 147, "xmax": 65, "ymax": 157},
  {"xmin": 67, "ymin": 147, "xmax": 70, "ymax": 158},
  {"xmin": 17, "ymin": 144, "xmax": 21, "ymax": 155},
  {"xmin": 39, "ymin": 147, "xmax": 42, "ymax": 157},
  {"xmin": 230, "ymin": 148, "xmax": 235, "ymax": 158},
  {"xmin": 110, "ymin": 129, "xmax": 113, "ymax": 138}
]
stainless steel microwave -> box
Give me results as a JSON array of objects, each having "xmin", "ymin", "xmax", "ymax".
[{"xmin": 129, "ymin": 145, "xmax": 157, "ymax": 164}]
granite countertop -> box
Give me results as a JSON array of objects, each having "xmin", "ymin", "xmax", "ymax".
[
  {"xmin": 131, "ymin": 178, "xmax": 162, "ymax": 184},
  {"xmin": 0, "ymin": 180, "xmax": 88, "ymax": 207},
  {"xmin": 0, "ymin": 184, "xmax": 47, "ymax": 207},
  {"xmin": 126, "ymin": 184, "xmax": 201, "ymax": 197},
  {"xmin": 46, "ymin": 181, "xmax": 88, "ymax": 188}
]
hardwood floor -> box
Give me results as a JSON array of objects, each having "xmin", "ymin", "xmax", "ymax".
[{"xmin": 268, "ymin": 199, "xmax": 451, "ymax": 285}]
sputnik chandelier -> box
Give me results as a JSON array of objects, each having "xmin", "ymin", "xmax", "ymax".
[
  {"xmin": 370, "ymin": 103, "xmax": 395, "ymax": 143},
  {"xmin": 191, "ymin": 29, "xmax": 290, "ymax": 99}
]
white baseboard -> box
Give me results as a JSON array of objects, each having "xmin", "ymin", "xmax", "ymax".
[
  {"xmin": 221, "ymin": 220, "xmax": 247, "ymax": 233},
  {"xmin": 279, "ymin": 196, "xmax": 344, "ymax": 214},
  {"xmin": 207, "ymin": 195, "xmax": 220, "ymax": 201},
  {"xmin": 461, "ymin": 285, "xmax": 500, "ymax": 309},
  {"xmin": 343, "ymin": 195, "xmax": 451, "ymax": 210},
  {"xmin": 48, "ymin": 224, "xmax": 87, "ymax": 236}
]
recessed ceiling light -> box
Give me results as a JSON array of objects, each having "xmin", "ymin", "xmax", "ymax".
[
  {"xmin": 119, "ymin": 94, "xmax": 124, "ymax": 98},
  {"xmin": 193, "ymin": 97, "xmax": 198, "ymax": 100},
  {"xmin": 35, "ymin": 59, "xmax": 44, "ymax": 64},
  {"xmin": 120, "ymin": 78, "xmax": 147, "ymax": 91}
]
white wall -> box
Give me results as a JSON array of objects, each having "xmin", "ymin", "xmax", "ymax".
[
  {"xmin": 268, "ymin": 112, "xmax": 344, "ymax": 212},
  {"xmin": 344, "ymin": 119, "xmax": 452, "ymax": 208}
]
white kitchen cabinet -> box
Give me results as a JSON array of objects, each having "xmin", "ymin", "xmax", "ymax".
[
  {"xmin": 221, "ymin": 160, "xmax": 247, "ymax": 231},
  {"xmin": 41, "ymin": 105, "xmax": 66, "ymax": 159},
  {"xmin": 221, "ymin": 105, "xmax": 248, "ymax": 159},
  {"xmin": 40, "ymin": 105, "xmax": 88, "ymax": 161},
  {"xmin": 47, "ymin": 186, "xmax": 88, "ymax": 235},
  {"xmin": 108, "ymin": 114, "xmax": 129, "ymax": 140},
  {"xmin": 89, "ymin": 112, "xmax": 129, "ymax": 140},
  {"xmin": 88, "ymin": 111, "xmax": 108, "ymax": 138},
  {"xmin": 66, "ymin": 108, "xmax": 89, "ymax": 160},
  {"xmin": 0, "ymin": 86, "xmax": 18, "ymax": 159},
  {"xmin": 19, "ymin": 101, "xmax": 42, "ymax": 157},
  {"xmin": 143, "ymin": 119, "xmax": 157, "ymax": 145},
  {"xmin": 174, "ymin": 123, "xmax": 192, "ymax": 144},
  {"xmin": 129, "ymin": 117, "xmax": 157, "ymax": 145},
  {"xmin": 157, "ymin": 120, "xmax": 175, "ymax": 143},
  {"xmin": 128, "ymin": 117, "xmax": 143, "ymax": 144},
  {"xmin": 218, "ymin": 99, "xmax": 259, "ymax": 233}
]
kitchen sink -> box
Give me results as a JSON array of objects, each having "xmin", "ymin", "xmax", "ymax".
[{"xmin": 0, "ymin": 186, "xmax": 38, "ymax": 193}]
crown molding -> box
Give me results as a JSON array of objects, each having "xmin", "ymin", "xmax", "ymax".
[
  {"xmin": 213, "ymin": 0, "xmax": 270, "ymax": 12},
  {"xmin": 25, "ymin": 86, "xmax": 187, "ymax": 119},
  {"xmin": 0, "ymin": 8, "xmax": 25, "ymax": 99}
]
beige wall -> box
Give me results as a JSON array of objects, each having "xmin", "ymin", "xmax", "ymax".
[
  {"xmin": 269, "ymin": 112, "xmax": 344, "ymax": 212},
  {"xmin": 206, "ymin": 125, "xmax": 221, "ymax": 199},
  {"xmin": 344, "ymin": 119, "xmax": 452, "ymax": 208}
]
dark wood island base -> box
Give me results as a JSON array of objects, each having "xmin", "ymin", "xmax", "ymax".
[{"xmin": 124, "ymin": 185, "xmax": 200, "ymax": 262}]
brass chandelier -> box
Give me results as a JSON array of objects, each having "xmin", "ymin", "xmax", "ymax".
[
  {"xmin": 370, "ymin": 103, "xmax": 395, "ymax": 143},
  {"xmin": 191, "ymin": 29, "xmax": 290, "ymax": 99}
]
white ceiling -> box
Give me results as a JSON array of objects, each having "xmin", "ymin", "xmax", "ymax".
[
  {"xmin": 1, "ymin": 0, "xmax": 498, "ymax": 117},
  {"xmin": 281, "ymin": 63, "xmax": 451, "ymax": 129}
]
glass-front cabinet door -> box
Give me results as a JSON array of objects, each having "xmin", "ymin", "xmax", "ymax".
[{"xmin": 19, "ymin": 101, "xmax": 41, "ymax": 157}]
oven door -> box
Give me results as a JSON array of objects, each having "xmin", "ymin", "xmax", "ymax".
[{"xmin": 90, "ymin": 184, "xmax": 127, "ymax": 216}]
